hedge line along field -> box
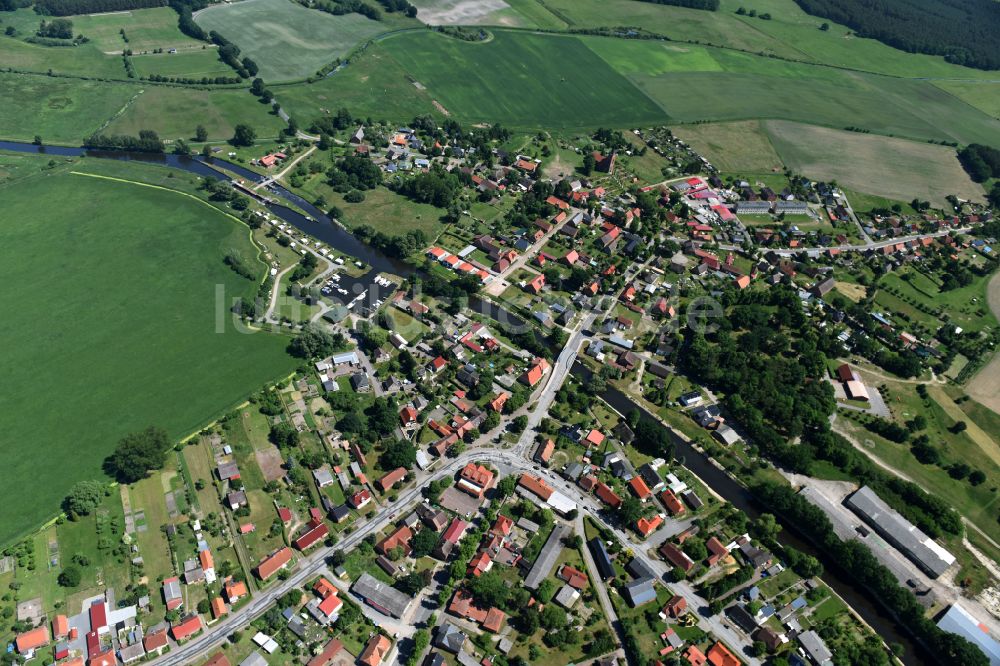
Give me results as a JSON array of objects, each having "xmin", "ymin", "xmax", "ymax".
[
  {"xmin": 194, "ymin": 0, "xmax": 410, "ymax": 82},
  {"xmin": 763, "ymin": 120, "xmax": 984, "ymax": 206},
  {"xmin": 0, "ymin": 160, "xmax": 296, "ymax": 546}
]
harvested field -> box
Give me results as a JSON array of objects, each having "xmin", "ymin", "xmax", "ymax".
[{"xmin": 764, "ymin": 120, "xmax": 984, "ymax": 207}]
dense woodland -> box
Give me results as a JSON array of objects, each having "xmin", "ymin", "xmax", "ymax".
[
  {"xmin": 34, "ymin": 0, "xmax": 164, "ymax": 15},
  {"xmin": 793, "ymin": 0, "xmax": 1000, "ymax": 70},
  {"xmin": 636, "ymin": 0, "xmax": 719, "ymax": 11},
  {"xmin": 958, "ymin": 144, "xmax": 1000, "ymax": 183}
]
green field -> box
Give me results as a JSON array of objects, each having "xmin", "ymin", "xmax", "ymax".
[
  {"xmin": 104, "ymin": 85, "xmax": 287, "ymax": 142},
  {"xmin": 411, "ymin": 0, "xmax": 567, "ymax": 29},
  {"xmin": 0, "ymin": 30, "xmax": 124, "ymax": 78},
  {"xmin": 672, "ymin": 119, "xmax": 783, "ymax": 173},
  {"xmin": 194, "ymin": 0, "xmax": 407, "ymax": 82},
  {"xmin": 764, "ymin": 120, "xmax": 984, "ymax": 206},
  {"xmin": 132, "ymin": 49, "xmax": 234, "ymax": 79},
  {"xmin": 71, "ymin": 6, "xmax": 206, "ymax": 53},
  {"xmin": 281, "ymin": 28, "xmax": 1000, "ymax": 143},
  {"xmin": 0, "ymin": 158, "xmax": 296, "ymax": 546},
  {"xmin": 0, "ymin": 73, "xmax": 139, "ymax": 144}
]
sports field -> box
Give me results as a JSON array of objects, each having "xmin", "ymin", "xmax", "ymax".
[
  {"xmin": 0, "ymin": 160, "xmax": 296, "ymax": 545},
  {"xmin": 0, "ymin": 73, "xmax": 139, "ymax": 144},
  {"xmin": 764, "ymin": 120, "xmax": 984, "ymax": 206},
  {"xmin": 194, "ymin": 0, "xmax": 403, "ymax": 82}
]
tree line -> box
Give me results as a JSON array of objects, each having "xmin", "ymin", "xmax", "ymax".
[
  {"xmin": 34, "ymin": 0, "xmax": 164, "ymax": 16},
  {"xmin": 793, "ymin": 0, "xmax": 1000, "ymax": 70},
  {"xmin": 635, "ymin": 0, "xmax": 719, "ymax": 11},
  {"xmin": 83, "ymin": 130, "xmax": 164, "ymax": 153}
]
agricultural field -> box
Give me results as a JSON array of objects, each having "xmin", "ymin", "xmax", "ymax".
[
  {"xmin": 933, "ymin": 81, "xmax": 1000, "ymax": 121},
  {"xmin": 0, "ymin": 158, "xmax": 297, "ymax": 546},
  {"xmin": 361, "ymin": 30, "xmax": 665, "ymax": 130},
  {"xmin": 671, "ymin": 120, "xmax": 783, "ymax": 174},
  {"xmin": 411, "ymin": 0, "xmax": 566, "ymax": 29},
  {"xmin": 131, "ymin": 48, "xmax": 234, "ymax": 79},
  {"xmin": 0, "ymin": 73, "xmax": 139, "ymax": 144},
  {"xmin": 103, "ymin": 85, "xmax": 287, "ymax": 142},
  {"xmin": 965, "ymin": 272, "xmax": 1000, "ymax": 417},
  {"xmin": 194, "ymin": 0, "xmax": 410, "ymax": 82},
  {"xmin": 764, "ymin": 120, "xmax": 984, "ymax": 206},
  {"xmin": 67, "ymin": 6, "xmax": 206, "ymax": 53},
  {"xmin": 0, "ymin": 27, "xmax": 124, "ymax": 78}
]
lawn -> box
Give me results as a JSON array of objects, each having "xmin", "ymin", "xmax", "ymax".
[
  {"xmin": 671, "ymin": 120, "xmax": 784, "ymax": 174},
  {"xmin": 0, "ymin": 165, "xmax": 297, "ymax": 547},
  {"xmin": 0, "ymin": 73, "xmax": 139, "ymax": 144},
  {"xmin": 764, "ymin": 120, "xmax": 984, "ymax": 207},
  {"xmin": 104, "ymin": 85, "xmax": 288, "ymax": 143},
  {"xmin": 194, "ymin": 0, "xmax": 410, "ymax": 82}
]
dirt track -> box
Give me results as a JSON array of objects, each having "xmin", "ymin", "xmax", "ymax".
[{"xmin": 966, "ymin": 270, "xmax": 1000, "ymax": 414}]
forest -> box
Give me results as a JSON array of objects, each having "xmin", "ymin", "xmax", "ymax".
[
  {"xmin": 35, "ymin": 0, "xmax": 165, "ymax": 15},
  {"xmin": 636, "ymin": 0, "xmax": 719, "ymax": 11},
  {"xmin": 957, "ymin": 144, "xmax": 1000, "ymax": 183},
  {"xmin": 793, "ymin": 0, "xmax": 1000, "ymax": 70}
]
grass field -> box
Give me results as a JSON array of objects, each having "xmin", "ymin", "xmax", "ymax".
[
  {"xmin": 345, "ymin": 30, "xmax": 665, "ymax": 129},
  {"xmin": 932, "ymin": 81, "xmax": 1000, "ymax": 121},
  {"xmin": 0, "ymin": 161, "xmax": 297, "ymax": 546},
  {"xmin": 104, "ymin": 85, "xmax": 287, "ymax": 142},
  {"xmin": 72, "ymin": 7, "xmax": 206, "ymax": 53},
  {"xmin": 411, "ymin": 0, "xmax": 566, "ymax": 28},
  {"xmin": 671, "ymin": 120, "xmax": 783, "ymax": 173},
  {"xmin": 194, "ymin": 0, "xmax": 406, "ymax": 82},
  {"xmin": 764, "ymin": 120, "xmax": 984, "ymax": 206},
  {"xmin": 285, "ymin": 29, "xmax": 1000, "ymax": 144},
  {"xmin": 131, "ymin": 49, "xmax": 233, "ymax": 79},
  {"xmin": 0, "ymin": 32, "xmax": 124, "ymax": 78},
  {"xmin": 0, "ymin": 73, "xmax": 139, "ymax": 144}
]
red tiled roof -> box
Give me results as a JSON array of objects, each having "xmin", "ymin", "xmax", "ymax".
[
  {"xmin": 256, "ymin": 547, "xmax": 293, "ymax": 580},
  {"xmin": 307, "ymin": 639, "xmax": 344, "ymax": 666},
  {"xmin": 637, "ymin": 515, "xmax": 663, "ymax": 537},
  {"xmin": 629, "ymin": 476, "xmax": 652, "ymax": 499},
  {"xmin": 144, "ymin": 629, "xmax": 168, "ymax": 652},
  {"xmin": 15, "ymin": 627, "xmax": 48, "ymax": 652},
  {"xmin": 378, "ymin": 467, "xmax": 407, "ymax": 491},
  {"xmin": 170, "ymin": 614, "xmax": 202, "ymax": 642},
  {"xmin": 359, "ymin": 634, "xmax": 391, "ymax": 666},
  {"xmin": 518, "ymin": 474, "xmax": 553, "ymax": 501},
  {"xmin": 707, "ymin": 642, "xmax": 740, "ymax": 666},
  {"xmin": 595, "ymin": 482, "xmax": 622, "ymax": 509},
  {"xmin": 294, "ymin": 521, "xmax": 329, "ymax": 551}
]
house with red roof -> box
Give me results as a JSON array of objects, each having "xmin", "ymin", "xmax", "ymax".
[
  {"xmin": 520, "ymin": 357, "xmax": 550, "ymax": 387},
  {"xmin": 429, "ymin": 356, "xmax": 448, "ymax": 373},
  {"xmin": 490, "ymin": 514, "xmax": 514, "ymax": 537},
  {"xmin": 256, "ymin": 547, "xmax": 293, "ymax": 581},
  {"xmin": 660, "ymin": 543, "xmax": 695, "ymax": 572},
  {"xmin": 525, "ymin": 273, "xmax": 545, "ymax": 294},
  {"xmin": 52, "ymin": 615, "xmax": 68, "ymax": 640},
  {"xmin": 664, "ymin": 595, "xmax": 687, "ymax": 618},
  {"xmin": 377, "ymin": 526, "xmax": 413, "ymax": 557},
  {"xmin": 143, "ymin": 628, "xmax": 168, "ymax": 655},
  {"xmin": 489, "ymin": 392, "xmax": 509, "ymax": 413},
  {"xmin": 518, "ymin": 473, "xmax": 553, "ymax": 500},
  {"xmin": 707, "ymin": 642, "xmax": 740, "ymax": 666},
  {"xmin": 399, "ymin": 405, "xmax": 418, "ymax": 426},
  {"xmin": 584, "ymin": 429, "xmax": 605, "ymax": 447},
  {"xmin": 557, "ymin": 565, "xmax": 589, "ymax": 589},
  {"xmin": 224, "ymin": 579, "xmax": 248, "ymax": 602},
  {"xmin": 360, "ymin": 634, "xmax": 392, "ymax": 666},
  {"xmin": 378, "ymin": 467, "xmax": 407, "ymax": 492},
  {"xmin": 15, "ymin": 627, "xmax": 48, "ymax": 653},
  {"xmin": 468, "ymin": 551, "xmax": 493, "ymax": 577},
  {"xmin": 294, "ymin": 520, "xmax": 329, "ymax": 551},
  {"xmin": 546, "ymin": 195, "xmax": 570, "ymax": 210},
  {"xmin": 637, "ymin": 515, "xmax": 663, "ymax": 537},
  {"xmin": 629, "ymin": 476, "xmax": 652, "ymax": 499},
  {"xmin": 706, "ymin": 537, "xmax": 728, "ymax": 566},
  {"xmin": 457, "ymin": 463, "xmax": 494, "ymax": 498},
  {"xmin": 534, "ymin": 439, "xmax": 555, "ymax": 465},
  {"xmin": 563, "ymin": 250, "xmax": 580, "ymax": 266},
  {"xmin": 595, "ymin": 482, "xmax": 622, "ymax": 509},
  {"xmin": 350, "ymin": 489, "xmax": 372, "ymax": 509},
  {"xmin": 211, "ymin": 597, "xmax": 227, "ymax": 619},
  {"xmin": 170, "ymin": 614, "xmax": 202, "ymax": 642},
  {"xmin": 660, "ymin": 489, "xmax": 686, "ymax": 516}
]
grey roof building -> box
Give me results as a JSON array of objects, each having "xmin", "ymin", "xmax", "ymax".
[
  {"xmin": 554, "ymin": 585, "xmax": 580, "ymax": 609},
  {"xmin": 797, "ymin": 629, "xmax": 833, "ymax": 665},
  {"xmin": 626, "ymin": 557, "xmax": 655, "ymax": 582},
  {"xmin": 844, "ymin": 486, "xmax": 955, "ymax": 578},
  {"xmin": 623, "ymin": 577, "xmax": 657, "ymax": 607},
  {"xmin": 524, "ymin": 524, "xmax": 569, "ymax": 589},
  {"xmin": 352, "ymin": 572, "xmax": 411, "ymax": 618},
  {"xmin": 937, "ymin": 603, "xmax": 1000, "ymax": 665},
  {"xmin": 434, "ymin": 623, "xmax": 466, "ymax": 654},
  {"xmin": 118, "ymin": 642, "xmax": 146, "ymax": 664},
  {"xmin": 239, "ymin": 652, "xmax": 269, "ymax": 666},
  {"xmin": 588, "ymin": 537, "xmax": 615, "ymax": 580}
]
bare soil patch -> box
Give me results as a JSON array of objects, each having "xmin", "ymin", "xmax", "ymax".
[{"xmin": 255, "ymin": 446, "xmax": 286, "ymax": 482}]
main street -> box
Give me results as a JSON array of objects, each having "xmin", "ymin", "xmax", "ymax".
[{"xmin": 150, "ymin": 318, "xmax": 762, "ymax": 666}]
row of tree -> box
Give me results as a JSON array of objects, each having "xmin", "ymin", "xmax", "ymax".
[
  {"xmin": 34, "ymin": 0, "xmax": 164, "ymax": 16},
  {"xmin": 957, "ymin": 143, "xmax": 1000, "ymax": 183},
  {"xmin": 83, "ymin": 129, "xmax": 164, "ymax": 152},
  {"xmin": 636, "ymin": 0, "xmax": 719, "ymax": 11}
]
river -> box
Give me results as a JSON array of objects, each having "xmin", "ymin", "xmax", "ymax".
[{"xmin": 1, "ymin": 139, "xmax": 926, "ymax": 662}]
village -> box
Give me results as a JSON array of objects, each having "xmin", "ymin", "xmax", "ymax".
[{"xmin": 2, "ymin": 115, "xmax": 999, "ymax": 666}]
